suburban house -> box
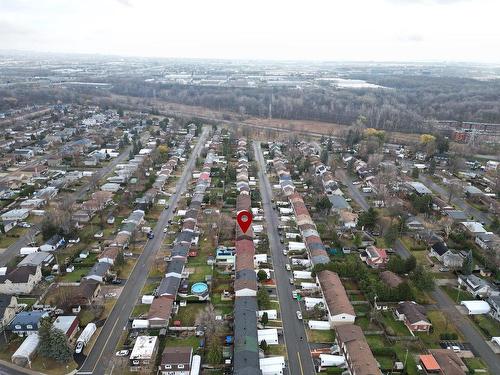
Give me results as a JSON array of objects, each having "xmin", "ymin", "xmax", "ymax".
[
  {"xmin": 0, "ymin": 266, "xmax": 42, "ymax": 294},
  {"xmin": 361, "ymin": 246, "xmax": 388, "ymax": 268},
  {"xmin": 395, "ymin": 301, "xmax": 432, "ymax": 333},
  {"xmin": 129, "ymin": 336, "xmax": 158, "ymax": 372},
  {"xmin": 339, "ymin": 210, "xmax": 358, "ymax": 229},
  {"xmin": 429, "ymin": 241, "xmax": 450, "ymax": 262},
  {"xmin": 159, "ymin": 346, "xmax": 193, "ymax": 375},
  {"xmin": 427, "ymin": 349, "xmax": 467, "ymax": 375},
  {"xmin": 441, "ymin": 252, "xmax": 464, "ymax": 269},
  {"xmin": 458, "ymin": 274, "xmax": 499, "ymax": 298},
  {"xmin": 317, "ymin": 271, "xmax": 356, "ymax": 326},
  {"xmin": 487, "ymin": 295, "xmax": 500, "ymax": 322},
  {"xmin": 335, "ymin": 324, "xmax": 381, "ymax": 375},
  {"xmin": 68, "ymin": 279, "xmax": 101, "ymax": 312},
  {"xmin": 0, "ymin": 295, "xmax": 18, "ymax": 331},
  {"xmin": 84, "ymin": 262, "xmax": 112, "ymax": 283},
  {"xmin": 406, "ymin": 216, "xmax": 425, "ymax": 231},
  {"xmin": 98, "ymin": 246, "xmax": 120, "ymax": 265},
  {"xmin": 40, "ymin": 235, "xmax": 65, "ymax": 252},
  {"xmin": 9, "ymin": 311, "xmax": 48, "ymax": 336}
]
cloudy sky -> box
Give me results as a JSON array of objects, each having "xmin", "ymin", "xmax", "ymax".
[{"xmin": 1, "ymin": 0, "xmax": 499, "ymax": 62}]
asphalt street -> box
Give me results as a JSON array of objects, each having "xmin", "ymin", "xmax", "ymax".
[
  {"xmin": 418, "ymin": 174, "xmax": 492, "ymax": 225},
  {"xmin": 431, "ymin": 288, "xmax": 500, "ymax": 374},
  {"xmin": 0, "ymin": 144, "xmax": 133, "ymax": 267},
  {"xmin": 254, "ymin": 141, "xmax": 316, "ymax": 375},
  {"xmin": 337, "ymin": 168, "xmax": 500, "ymax": 373},
  {"xmin": 336, "ymin": 169, "xmax": 369, "ymax": 211},
  {"xmin": 77, "ymin": 129, "xmax": 208, "ymax": 375}
]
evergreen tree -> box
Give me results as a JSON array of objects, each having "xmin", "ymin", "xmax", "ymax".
[
  {"xmin": 261, "ymin": 312, "xmax": 269, "ymax": 327},
  {"xmin": 462, "ymin": 250, "xmax": 473, "ymax": 275}
]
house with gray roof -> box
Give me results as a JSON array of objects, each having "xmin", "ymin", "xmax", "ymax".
[{"xmin": 84, "ymin": 262, "xmax": 111, "ymax": 283}]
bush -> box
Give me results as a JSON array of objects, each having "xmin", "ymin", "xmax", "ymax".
[
  {"xmin": 372, "ymin": 347, "xmax": 396, "ymax": 356},
  {"xmin": 440, "ymin": 332, "xmax": 458, "ymax": 340}
]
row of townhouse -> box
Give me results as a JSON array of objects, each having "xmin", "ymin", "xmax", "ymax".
[
  {"xmin": 128, "ymin": 132, "xmax": 209, "ymax": 373},
  {"xmin": 133, "ymin": 132, "xmax": 221, "ymax": 337},
  {"xmin": 269, "ymin": 143, "xmax": 381, "ymax": 375},
  {"xmin": 233, "ymin": 138, "xmax": 261, "ymax": 375}
]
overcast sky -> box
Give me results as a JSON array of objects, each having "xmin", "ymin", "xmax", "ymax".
[{"xmin": 1, "ymin": 0, "xmax": 499, "ymax": 62}]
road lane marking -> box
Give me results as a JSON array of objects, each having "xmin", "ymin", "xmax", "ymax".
[
  {"xmin": 297, "ymin": 352, "xmax": 304, "ymax": 375},
  {"xmin": 92, "ymin": 303, "xmax": 127, "ymax": 372}
]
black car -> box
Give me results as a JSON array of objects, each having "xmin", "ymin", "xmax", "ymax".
[{"xmin": 111, "ymin": 278, "xmax": 122, "ymax": 284}]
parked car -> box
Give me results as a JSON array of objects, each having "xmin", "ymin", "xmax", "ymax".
[
  {"xmin": 282, "ymin": 249, "xmax": 288, "ymax": 256},
  {"xmin": 289, "ymin": 278, "xmax": 294, "ymax": 285},
  {"xmin": 111, "ymin": 278, "xmax": 122, "ymax": 285},
  {"xmin": 124, "ymin": 252, "xmax": 133, "ymax": 257},
  {"xmin": 296, "ymin": 311, "xmax": 303, "ymax": 320},
  {"xmin": 285, "ymin": 264, "xmax": 291, "ymax": 271},
  {"xmin": 439, "ymin": 267, "xmax": 449, "ymax": 272},
  {"xmin": 116, "ymin": 350, "xmax": 129, "ymax": 357},
  {"xmin": 68, "ymin": 238, "xmax": 80, "ymax": 244}
]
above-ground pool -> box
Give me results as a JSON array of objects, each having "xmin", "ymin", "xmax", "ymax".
[{"xmin": 191, "ymin": 282, "xmax": 208, "ymax": 296}]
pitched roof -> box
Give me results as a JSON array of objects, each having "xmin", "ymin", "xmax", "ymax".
[
  {"xmin": 147, "ymin": 296, "xmax": 174, "ymax": 321},
  {"xmin": 396, "ymin": 301, "xmax": 429, "ymax": 325},
  {"xmin": 429, "ymin": 349, "xmax": 467, "ymax": 375},
  {"xmin": 380, "ymin": 271, "xmax": 403, "ymax": 288},
  {"xmin": 317, "ymin": 271, "xmax": 355, "ymax": 317},
  {"xmin": 335, "ymin": 324, "xmax": 380, "ymax": 375},
  {"xmin": 0, "ymin": 266, "xmax": 38, "ymax": 283}
]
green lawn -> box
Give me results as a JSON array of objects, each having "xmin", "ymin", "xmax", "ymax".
[
  {"xmin": 365, "ymin": 335, "xmax": 390, "ymax": 352},
  {"xmin": 307, "ymin": 329, "xmax": 336, "ymax": 343},
  {"xmin": 442, "ymin": 286, "xmax": 474, "ymax": 303},
  {"xmin": 164, "ymin": 335, "xmax": 201, "ymax": 350},
  {"xmin": 141, "ymin": 281, "xmax": 159, "ymax": 295},
  {"xmin": 267, "ymin": 344, "xmax": 286, "ymax": 356},
  {"xmin": 175, "ymin": 303, "xmax": 206, "ymax": 326},
  {"xmin": 472, "ymin": 315, "xmax": 500, "ymax": 338},
  {"xmin": 381, "ymin": 312, "xmax": 410, "ymax": 336},
  {"xmin": 417, "ymin": 310, "xmax": 462, "ymax": 347},
  {"xmin": 188, "ymin": 265, "xmax": 213, "ymax": 282},
  {"xmin": 375, "ymin": 354, "xmax": 394, "ymax": 370},
  {"xmin": 464, "ymin": 357, "xmax": 490, "ymax": 374},
  {"xmin": 131, "ymin": 304, "xmax": 150, "ymax": 318},
  {"xmin": 58, "ymin": 267, "xmax": 91, "ymax": 282}
]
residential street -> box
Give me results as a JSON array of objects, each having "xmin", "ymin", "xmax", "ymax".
[
  {"xmin": 336, "ymin": 169, "xmax": 369, "ymax": 211},
  {"xmin": 254, "ymin": 141, "xmax": 316, "ymax": 375},
  {"xmin": 0, "ymin": 144, "xmax": 133, "ymax": 267},
  {"xmin": 77, "ymin": 129, "xmax": 208, "ymax": 375},
  {"xmin": 431, "ymin": 288, "xmax": 500, "ymax": 374},
  {"xmin": 418, "ymin": 174, "xmax": 492, "ymax": 225},
  {"xmin": 336, "ymin": 166, "xmax": 500, "ymax": 373}
]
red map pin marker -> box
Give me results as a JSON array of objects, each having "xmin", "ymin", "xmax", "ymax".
[{"xmin": 237, "ymin": 210, "xmax": 253, "ymax": 233}]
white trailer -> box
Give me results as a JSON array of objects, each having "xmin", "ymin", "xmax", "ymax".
[
  {"xmin": 132, "ymin": 319, "xmax": 149, "ymax": 329},
  {"xmin": 288, "ymin": 242, "xmax": 306, "ymax": 251},
  {"xmin": 19, "ymin": 247, "xmax": 39, "ymax": 256},
  {"xmin": 75, "ymin": 323, "xmax": 97, "ymax": 353},
  {"xmin": 285, "ymin": 232, "xmax": 301, "ymax": 239},
  {"xmin": 320, "ymin": 354, "xmax": 345, "ymax": 367},
  {"xmin": 308, "ymin": 320, "xmax": 331, "ymax": 330},
  {"xmin": 293, "ymin": 270, "xmax": 312, "ymax": 280},
  {"xmin": 279, "ymin": 207, "xmax": 293, "ymax": 215}
]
